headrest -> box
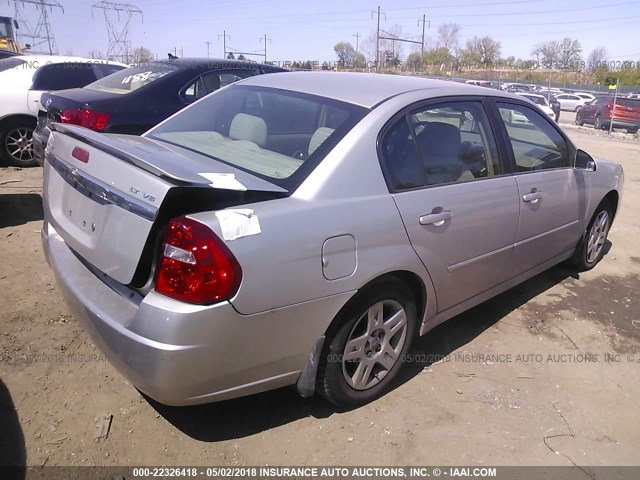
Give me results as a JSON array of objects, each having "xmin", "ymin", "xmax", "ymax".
[
  {"xmin": 417, "ymin": 122, "xmax": 461, "ymax": 157},
  {"xmin": 308, "ymin": 127, "xmax": 335, "ymax": 156},
  {"xmin": 229, "ymin": 113, "xmax": 268, "ymax": 147}
]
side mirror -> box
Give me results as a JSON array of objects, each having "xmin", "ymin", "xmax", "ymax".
[
  {"xmin": 13, "ymin": 20, "xmax": 19, "ymax": 30},
  {"xmin": 576, "ymin": 149, "xmax": 596, "ymax": 172}
]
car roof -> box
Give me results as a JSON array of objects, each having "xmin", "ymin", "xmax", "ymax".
[
  {"xmin": 11, "ymin": 54, "xmax": 126, "ymax": 66},
  {"xmin": 142, "ymin": 57, "xmax": 283, "ymax": 70},
  {"xmin": 238, "ymin": 72, "xmax": 510, "ymax": 108}
]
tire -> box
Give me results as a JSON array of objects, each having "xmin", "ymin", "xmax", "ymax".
[
  {"xmin": 0, "ymin": 118, "xmax": 37, "ymax": 167},
  {"xmin": 594, "ymin": 115, "xmax": 604, "ymax": 130},
  {"xmin": 626, "ymin": 127, "xmax": 638, "ymax": 134},
  {"xmin": 316, "ymin": 277, "xmax": 418, "ymax": 408},
  {"xmin": 575, "ymin": 112, "xmax": 584, "ymax": 126},
  {"xmin": 570, "ymin": 200, "xmax": 613, "ymax": 271}
]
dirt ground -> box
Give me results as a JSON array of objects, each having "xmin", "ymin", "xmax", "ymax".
[{"xmin": 0, "ymin": 128, "xmax": 639, "ymax": 468}]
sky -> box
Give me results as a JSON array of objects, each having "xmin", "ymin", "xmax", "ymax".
[{"xmin": 2, "ymin": 0, "xmax": 640, "ymax": 63}]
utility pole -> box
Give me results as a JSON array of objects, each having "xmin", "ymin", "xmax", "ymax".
[
  {"xmin": 371, "ymin": 6, "xmax": 385, "ymax": 71},
  {"xmin": 260, "ymin": 34, "xmax": 271, "ymax": 62},
  {"xmin": 418, "ymin": 14, "xmax": 430, "ymax": 59},
  {"xmin": 609, "ymin": 78, "xmax": 619, "ymax": 135},
  {"xmin": 353, "ymin": 32, "xmax": 360, "ymax": 54},
  {"xmin": 205, "ymin": 41, "xmax": 212, "ymax": 58},
  {"xmin": 218, "ymin": 30, "xmax": 230, "ymax": 58},
  {"xmin": 375, "ymin": 6, "xmax": 380, "ymax": 70}
]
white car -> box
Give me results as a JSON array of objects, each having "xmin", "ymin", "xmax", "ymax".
[
  {"xmin": 515, "ymin": 93, "xmax": 557, "ymax": 121},
  {"xmin": 575, "ymin": 92, "xmax": 596, "ymax": 102},
  {"xmin": 555, "ymin": 93, "xmax": 590, "ymax": 112},
  {"xmin": 0, "ymin": 54, "xmax": 125, "ymax": 166}
]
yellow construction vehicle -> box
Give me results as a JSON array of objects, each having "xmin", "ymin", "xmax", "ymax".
[{"xmin": 0, "ymin": 16, "xmax": 24, "ymax": 55}]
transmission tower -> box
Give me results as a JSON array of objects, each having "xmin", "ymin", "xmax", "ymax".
[
  {"xmin": 92, "ymin": 1, "xmax": 143, "ymax": 64},
  {"xmin": 13, "ymin": 0, "xmax": 64, "ymax": 55}
]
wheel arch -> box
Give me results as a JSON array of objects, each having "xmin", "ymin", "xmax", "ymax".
[
  {"xmin": 602, "ymin": 190, "xmax": 619, "ymax": 220},
  {"xmin": 0, "ymin": 114, "xmax": 37, "ymax": 131},
  {"xmin": 323, "ymin": 269, "xmax": 428, "ymax": 339}
]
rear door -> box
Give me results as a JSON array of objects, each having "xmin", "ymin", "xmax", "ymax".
[
  {"xmin": 493, "ymin": 100, "xmax": 582, "ymax": 275},
  {"xmin": 380, "ymin": 98, "xmax": 519, "ymax": 312}
]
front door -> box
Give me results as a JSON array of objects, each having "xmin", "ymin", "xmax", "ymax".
[{"xmin": 495, "ymin": 101, "xmax": 581, "ymax": 275}]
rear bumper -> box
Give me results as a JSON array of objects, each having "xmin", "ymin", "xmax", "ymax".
[
  {"xmin": 610, "ymin": 118, "xmax": 640, "ymax": 129},
  {"xmin": 42, "ymin": 221, "xmax": 353, "ymax": 405}
]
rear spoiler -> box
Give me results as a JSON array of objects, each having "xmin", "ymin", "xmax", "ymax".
[
  {"xmin": 50, "ymin": 123, "xmax": 288, "ymax": 193},
  {"xmin": 51, "ymin": 123, "xmax": 205, "ymax": 185}
]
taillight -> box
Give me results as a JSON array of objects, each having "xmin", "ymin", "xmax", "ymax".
[
  {"xmin": 155, "ymin": 217, "xmax": 242, "ymax": 304},
  {"xmin": 59, "ymin": 108, "xmax": 110, "ymax": 131}
]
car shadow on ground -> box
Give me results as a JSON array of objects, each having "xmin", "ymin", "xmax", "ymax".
[
  {"xmin": 0, "ymin": 193, "xmax": 44, "ymax": 228},
  {"xmin": 149, "ymin": 262, "xmax": 580, "ymax": 443},
  {"xmin": 0, "ymin": 378, "xmax": 26, "ymax": 478}
]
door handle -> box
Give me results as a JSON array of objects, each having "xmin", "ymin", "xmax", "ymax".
[
  {"xmin": 522, "ymin": 191, "xmax": 543, "ymax": 203},
  {"xmin": 419, "ymin": 210, "xmax": 452, "ymax": 226}
]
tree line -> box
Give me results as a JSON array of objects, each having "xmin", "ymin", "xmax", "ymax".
[{"xmin": 333, "ymin": 23, "xmax": 620, "ymax": 76}]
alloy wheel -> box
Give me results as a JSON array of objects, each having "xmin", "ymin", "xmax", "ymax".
[
  {"xmin": 5, "ymin": 127, "xmax": 34, "ymax": 163},
  {"xmin": 341, "ymin": 300, "xmax": 407, "ymax": 391},
  {"xmin": 586, "ymin": 210, "xmax": 609, "ymax": 264},
  {"xmin": 594, "ymin": 116, "xmax": 602, "ymax": 129}
]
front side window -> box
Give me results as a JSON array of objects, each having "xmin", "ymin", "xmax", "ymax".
[
  {"xmin": 148, "ymin": 85, "xmax": 367, "ymax": 189},
  {"xmin": 498, "ymin": 102, "xmax": 570, "ymax": 172},
  {"xmin": 380, "ymin": 101, "xmax": 502, "ymax": 190}
]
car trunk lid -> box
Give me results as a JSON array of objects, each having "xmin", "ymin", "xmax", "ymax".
[{"xmin": 43, "ymin": 124, "xmax": 286, "ymax": 285}]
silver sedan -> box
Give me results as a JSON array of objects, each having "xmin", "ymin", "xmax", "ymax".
[{"xmin": 41, "ymin": 72, "xmax": 624, "ymax": 408}]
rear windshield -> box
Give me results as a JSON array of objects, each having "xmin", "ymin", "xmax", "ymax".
[
  {"xmin": 148, "ymin": 85, "xmax": 368, "ymax": 190},
  {"xmin": 93, "ymin": 63, "xmax": 126, "ymax": 79},
  {"xmin": 84, "ymin": 62, "xmax": 178, "ymax": 94}
]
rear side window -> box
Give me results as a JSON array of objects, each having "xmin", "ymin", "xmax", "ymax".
[
  {"xmin": 32, "ymin": 63, "xmax": 97, "ymax": 90},
  {"xmin": 148, "ymin": 85, "xmax": 367, "ymax": 190},
  {"xmin": 85, "ymin": 62, "xmax": 178, "ymax": 94},
  {"xmin": 381, "ymin": 101, "xmax": 501, "ymax": 191},
  {"xmin": 498, "ymin": 102, "xmax": 569, "ymax": 172}
]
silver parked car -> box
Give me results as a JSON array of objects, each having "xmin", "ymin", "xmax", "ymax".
[{"xmin": 42, "ymin": 73, "xmax": 624, "ymax": 408}]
